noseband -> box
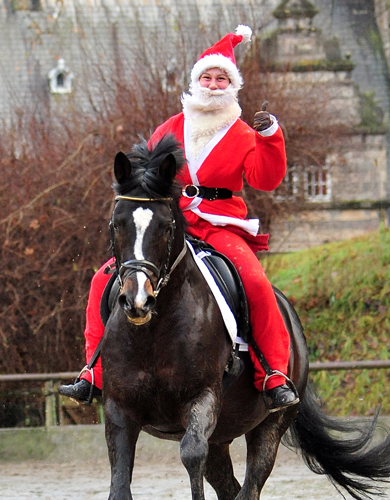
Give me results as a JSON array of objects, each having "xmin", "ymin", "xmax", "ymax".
[{"xmin": 111, "ymin": 195, "xmax": 187, "ymax": 297}]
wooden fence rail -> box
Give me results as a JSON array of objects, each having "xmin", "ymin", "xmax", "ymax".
[
  {"xmin": 1, "ymin": 361, "xmax": 389, "ymax": 427},
  {"xmin": 1, "ymin": 360, "xmax": 390, "ymax": 383}
]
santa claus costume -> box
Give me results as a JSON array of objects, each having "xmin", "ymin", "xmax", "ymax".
[{"xmin": 59, "ymin": 25, "xmax": 298, "ymax": 411}]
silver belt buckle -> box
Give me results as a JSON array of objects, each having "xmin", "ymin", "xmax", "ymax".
[{"xmin": 182, "ymin": 184, "xmax": 200, "ymax": 198}]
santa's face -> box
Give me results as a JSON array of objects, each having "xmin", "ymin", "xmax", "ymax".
[
  {"xmin": 199, "ymin": 68, "xmax": 230, "ymax": 90},
  {"xmin": 183, "ymin": 67, "xmax": 237, "ymax": 113}
]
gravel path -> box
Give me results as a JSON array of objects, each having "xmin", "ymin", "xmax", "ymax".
[{"xmin": 1, "ymin": 432, "xmax": 382, "ymax": 500}]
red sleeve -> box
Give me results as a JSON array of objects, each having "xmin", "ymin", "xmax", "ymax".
[{"xmin": 244, "ymin": 126, "xmax": 287, "ymax": 192}]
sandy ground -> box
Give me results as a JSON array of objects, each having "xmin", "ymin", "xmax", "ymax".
[{"xmin": 2, "ymin": 433, "xmax": 389, "ymax": 500}]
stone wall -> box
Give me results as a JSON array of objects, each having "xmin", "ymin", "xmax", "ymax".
[
  {"xmin": 331, "ymin": 134, "xmax": 388, "ymax": 201},
  {"xmin": 270, "ymin": 208, "xmax": 383, "ymax": 252}
]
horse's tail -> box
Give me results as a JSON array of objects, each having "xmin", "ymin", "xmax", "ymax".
[{"xmin": 284, "ymin": 382, "xmax": 390, "ymax": 500}]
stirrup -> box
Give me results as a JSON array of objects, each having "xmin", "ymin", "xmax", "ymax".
[
  {"xmin": 76, "ymin": 365, "xmax": 96, "ymax": 405},
  {"xmin": 262, "ymin": 370, "xmax": 300, "ymax": 412}
]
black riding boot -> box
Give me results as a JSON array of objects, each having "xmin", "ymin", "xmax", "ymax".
[
  {"xmin": 266, "ymin": 384, "xmax": 299, "ymax": 413},
  {"xmin": 58, "ymin": 379, "xmax": 102, "ymax": 404}
]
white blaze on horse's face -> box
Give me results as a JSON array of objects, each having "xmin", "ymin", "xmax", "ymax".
[{"xmin": 133, "ymin": 207, "xmax": 154, "ymax": 308}]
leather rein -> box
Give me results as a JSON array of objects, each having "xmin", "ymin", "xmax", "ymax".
[{"xmin": 111, "ymin": 195, "xmax": 187, "ymax": 297}]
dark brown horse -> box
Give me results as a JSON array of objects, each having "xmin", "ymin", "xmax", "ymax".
[{"xmin": 102, "ymin": 135, "xmax": 390, "ymax": 500}]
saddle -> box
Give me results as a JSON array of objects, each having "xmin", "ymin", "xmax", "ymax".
[{"xmin": 100, "ymin": 237, "xmax": 251, "ymax": 343}]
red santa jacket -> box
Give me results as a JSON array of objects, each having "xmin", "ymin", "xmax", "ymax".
[{"xmin": 150, "ymin": 112, "xmax": 286, "ymax": 247}]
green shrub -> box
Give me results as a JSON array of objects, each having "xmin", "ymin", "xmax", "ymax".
[{"xmin": 262, "ymin": 227, "xmax": 390, "ymax": 415}]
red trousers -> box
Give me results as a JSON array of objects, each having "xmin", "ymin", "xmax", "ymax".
[{"xmin": 81, "ymin": 228, "xmax": 290, "ymax": 392}]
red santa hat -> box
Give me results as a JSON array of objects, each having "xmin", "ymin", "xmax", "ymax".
[{"xmin": 190, "ymin": 25, "xmax": 252, "ymax": 90}]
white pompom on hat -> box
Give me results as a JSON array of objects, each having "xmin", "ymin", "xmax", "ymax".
[{"xmin": 190, "ymin": 25, "xmax": 252, "ymax": 90}]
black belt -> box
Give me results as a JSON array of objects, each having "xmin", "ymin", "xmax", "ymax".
[{"xmin": 182, "ymin": 184, "xmax": 233, "ymax": 201}]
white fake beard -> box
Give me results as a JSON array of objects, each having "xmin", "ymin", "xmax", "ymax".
[
  {"xmin": 182, "ymin": 82, "xmax": 239, "ymax": 115},
  {"xmin": 182, "ymin": 82, "xmax": 242, "ymax": 159}
]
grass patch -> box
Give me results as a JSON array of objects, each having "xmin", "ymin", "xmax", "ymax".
[{"xmin": 262, "ymin": 226, "xmax": 390, "ymax": 416}]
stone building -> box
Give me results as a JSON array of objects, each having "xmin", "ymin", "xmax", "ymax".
[
  {"xmin": 1, "ymin": 0, "xmax": 389, "ymax": 250},
  {"xmin": 262, "ymin": 0, "xmax": 390, "ymax": 251}
]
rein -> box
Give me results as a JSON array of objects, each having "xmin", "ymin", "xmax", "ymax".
[{"xmin": 112, "ymin": 194, "xmax": 187, "ymax": 297}]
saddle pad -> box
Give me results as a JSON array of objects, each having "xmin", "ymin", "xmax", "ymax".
[{"xmin": 186, "ymin": 241, "xmax": 248, "ymax": 349}]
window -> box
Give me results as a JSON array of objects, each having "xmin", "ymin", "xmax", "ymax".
[
  {"xmin": 48, "ymin": 59, "xmax": 73, "ymax": 94},
  {"xmin": 275, "ymin": 165, "xmax": 298, "ymax": 199},
  {"xmin": 274, "ymin": 162, "xmax": 332, "ymax": 202},
  {"xmin": 305, "ymin": 163, "xmax": 331, "ymax": 202},
  {"xmin": 56, "ymin": 73, "xmax": 64, "ymax": 87}
]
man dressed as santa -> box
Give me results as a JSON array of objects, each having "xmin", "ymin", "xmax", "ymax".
[{"xmin": 59, "ymin": 24, "xmax": 299, "ymax": 412}]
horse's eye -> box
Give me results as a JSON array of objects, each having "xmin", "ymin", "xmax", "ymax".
[{"xmin": 164, "ymin": 225, "xmax": 173, "ymax": 237}]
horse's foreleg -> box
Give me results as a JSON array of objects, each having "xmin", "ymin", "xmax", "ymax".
[
  {"xmin": 236, "ymin": 408, "xmax": 297, "ymax": 500},
  {"xmin": 205, "ymin": 442, "xmax": 241, "ymax": 500},
  {"xmin": 180, "ymin": 389, "xmax": 220, "ymax": 500},
  {"xmin": 105, "ymin": 398, "xmax": 140, "ymax": 500}
]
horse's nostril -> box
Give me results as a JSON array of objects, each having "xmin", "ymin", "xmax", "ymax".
[
  {"xmin": 118, "ymin": 294, "xmax": 131, "ymax": 311},
  {"xmin": 144, "ymin": 295, "xmax": 156, "ymax": 311}
]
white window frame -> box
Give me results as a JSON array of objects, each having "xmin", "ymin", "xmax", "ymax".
[
  {"xmin": 48, "ymin": 59, "xmax": 73, "ymax": 95},
  {"xmin": 304, "ymin": 162, "xmax": 332, "ymax": 202}
]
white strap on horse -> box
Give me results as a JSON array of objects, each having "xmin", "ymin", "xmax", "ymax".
[{"xmin": 186, "ymin": 240, "xmax": 248, "ymax": 349}]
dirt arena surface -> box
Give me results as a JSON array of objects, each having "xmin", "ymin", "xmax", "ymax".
[{"xmin": 2, "ymin": 430, "xmax": 389, "ymax": 500}]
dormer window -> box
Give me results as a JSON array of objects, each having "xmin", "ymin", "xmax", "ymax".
[{"xmin": 48, "ymin": 59, "xmax": 73, "ymax": 94}]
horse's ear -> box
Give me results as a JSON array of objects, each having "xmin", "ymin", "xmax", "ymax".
[
  {"xmin": 114, "ymin": 152, "xmax": 132, "ymax": 184},
  {"xmin": 159, "ymin": 153, "xmax": 177, "ymax": 184}
]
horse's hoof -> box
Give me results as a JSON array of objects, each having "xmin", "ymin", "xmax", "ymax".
[
  {"xmin": 58, "ymin": 379, "xmax": 102, "ymax": 404},
  {"xmin": 266, "ymin": 384, "xmax": 299, "ymax": 413}
]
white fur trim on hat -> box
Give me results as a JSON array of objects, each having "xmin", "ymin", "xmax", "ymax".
[{"xmin": 190, "ymin": 54, "xmax": 243, "ymax": 89}]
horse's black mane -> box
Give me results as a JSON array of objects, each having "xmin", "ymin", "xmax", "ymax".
[{"xmin": 113, "ymin": 134, "xmax": 186, "ymax": 199}]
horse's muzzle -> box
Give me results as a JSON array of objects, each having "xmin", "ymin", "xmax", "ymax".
[
  {"xmin": 126, "ymin": 310, "xmax": 153, "ymax": 326},
  {"xmin": 118, "ymin": 285, "xmax": 156, "ymax": 326}
]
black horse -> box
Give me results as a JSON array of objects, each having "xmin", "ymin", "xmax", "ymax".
[{"xmin": 102, "ymin": 135, "xmax": 390, "ymax": 500}]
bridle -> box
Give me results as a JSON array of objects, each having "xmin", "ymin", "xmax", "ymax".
[{"xmin": 110, "ymin": 195, "xmax": 187, "ymax": 298}]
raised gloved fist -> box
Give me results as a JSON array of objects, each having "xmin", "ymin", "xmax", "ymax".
[{"xmin": 253, "ymin": 101, "xmax": 272, "ymax": 132}]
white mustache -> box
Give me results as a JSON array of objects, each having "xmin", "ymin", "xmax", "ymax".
[
  {"xmin": 182, "ymin": 81, "xmax": 239, "ymax": 113},
  {"xmin": 200, "ymin": 88, "xmax": 226, "ymax": 97}
]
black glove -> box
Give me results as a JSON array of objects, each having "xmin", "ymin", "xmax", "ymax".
[{"xmin": 253, "ymin": 101, "xmax": 272, "ymax": 132}]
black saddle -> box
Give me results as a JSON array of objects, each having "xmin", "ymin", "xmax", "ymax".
[{"xmin": 100, "ymin": 238, "xmax": 251, "ymax": 343}]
